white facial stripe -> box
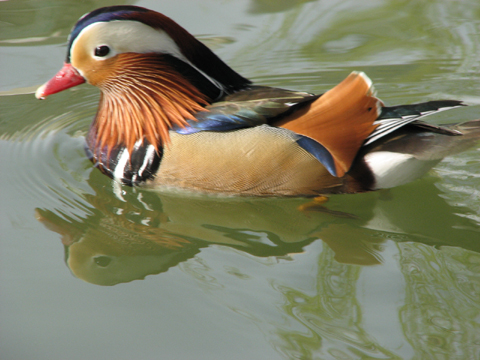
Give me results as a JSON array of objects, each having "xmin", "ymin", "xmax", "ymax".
[
  {"xmin": 72, "ymin": 20, "xmax": 187, "ymax": 61},
  {"xmin": 71, "ymin": 20, "xmax": 225, "ymax": 92}
]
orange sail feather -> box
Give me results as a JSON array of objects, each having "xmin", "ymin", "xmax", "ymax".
[{"xmin": 276, "ymin": 72, "xmax": 381, "ymax": 177}]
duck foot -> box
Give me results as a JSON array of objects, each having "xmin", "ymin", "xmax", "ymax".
[
  {"xmin": 297, "ymin": 196, "xmax": 329, "ymax": 211},
  {"xmin": 298, "ymin": 196, "xmax": 357, "ymax": 219}
]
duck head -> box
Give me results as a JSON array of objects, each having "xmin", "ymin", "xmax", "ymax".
[{"xmin": 36, "ymin": 5, "xmax": 250, "ymax": 154}]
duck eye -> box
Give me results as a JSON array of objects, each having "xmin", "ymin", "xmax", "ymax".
[{"xmin": 94, "ymin": 45, "xmax": 110, "ymax": 57}]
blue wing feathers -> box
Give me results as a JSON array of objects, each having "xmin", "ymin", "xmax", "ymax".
[
  {"xmin": 296, "ymin": 136, "xmax": 337, "ymax": 176},
  {"xmin": 172, "ymin": 112, "xmax": 260, "ymax": 134}
]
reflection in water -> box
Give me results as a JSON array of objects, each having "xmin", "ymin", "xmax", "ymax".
[
  {"xmin": 399, "ymin": 244, "xmax": 480, "ymax": 359},
  {"xmin": 36, "ymin": 167, "xmax": 480, "ymax": 287},
  {"xmin": 275, "ymin": 253, "xmax": 397, "ymax": 359},
  {"xmin": 269, "ymin": 193, "xmax": 480, "ymax": 359},
  {"xmin": 35, "ymin": 177, "xmax": 327, "ymax": 285},
  {"xmin": 33, "ymin": 170, "xmax": 480, "ymax": 357},
  {"xmin": 272, "ymin": 239, "xmax": 480, "ymax": 359}
]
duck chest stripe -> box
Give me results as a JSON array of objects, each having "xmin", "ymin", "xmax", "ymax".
[
  {"xmin": 113, "ymin": 147, "xmax": 131, "ymax": 182},
  {"xmin": 138, "ymin": 144, "xmax": 156, "ymax": 178}
]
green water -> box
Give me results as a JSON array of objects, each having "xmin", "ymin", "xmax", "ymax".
[{"xmin": 1, "ymin": 1, "xmax": 480, "ymax": 359}]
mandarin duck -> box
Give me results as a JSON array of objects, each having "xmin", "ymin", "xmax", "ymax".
[{"xmin": 36, "ymin": 5, "xmax": 480, "ymax": 196}]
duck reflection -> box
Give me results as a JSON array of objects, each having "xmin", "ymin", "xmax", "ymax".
[
  {"xmin": 36, "ymin": 174, "xmax": 480, "ymax": 286},
  {"xmin": 35, "ymin": 181, "xmax": 329, "ymax": 285}
]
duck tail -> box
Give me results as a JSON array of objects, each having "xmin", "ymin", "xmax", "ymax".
[{"xmin": 365, "ymin": 119, "xmax": 480, "ymax": 162}]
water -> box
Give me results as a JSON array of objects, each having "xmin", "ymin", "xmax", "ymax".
[{"xmin": 2, "ymin": 0, "xmax": 480, "ymax": 359}]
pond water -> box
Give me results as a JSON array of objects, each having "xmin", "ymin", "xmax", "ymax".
[{"xmin": 2, "ymin": 0, "xmax": 480, "ymax": 359}]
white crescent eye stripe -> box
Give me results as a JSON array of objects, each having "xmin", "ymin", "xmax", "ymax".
[{"xmin": 70, "ymin": 20, "xmax": 226, "ymax": 93}]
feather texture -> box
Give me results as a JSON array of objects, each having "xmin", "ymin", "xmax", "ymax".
[
  {"xmin": 92, "ymin": 53, "xmax": 209, "ymax": 156},
  {"xmin": 152, "ymin": 125, "xmax": 344, "ymax": 196},
  {"xmin": 276, "ymin": 72, "xmax": 381, "ymax": 177},
  {"xmin": 365, "ymin": 100, "xmax": 465, "ymax": 145},
  {"xmin": 35, "ymin": 5, "xmax": 480, "ymax": 196},
  {"xmin": 173, "ymin": 86, "xmax": 319, "ymax": 134}
]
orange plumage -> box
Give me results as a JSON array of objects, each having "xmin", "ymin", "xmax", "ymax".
[
  {"xmin": 93, "ymin": 53, "xmax": 209, "ymax": 156},
  {"xmin": 277, "ymin": 72, "xmax": 381, "ymax": 177}
]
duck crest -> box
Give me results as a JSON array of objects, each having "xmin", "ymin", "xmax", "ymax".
[
  {"xmin": 68, "ymin": 6, "xmax": 250, "ymax": 93},
  {"xmin": 93, "ymin": 53, "xmax": 209, "ymax": 157},
  {"xmin": 128, "ymin": 9, "xmax": 251, "ymax": 93}
]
